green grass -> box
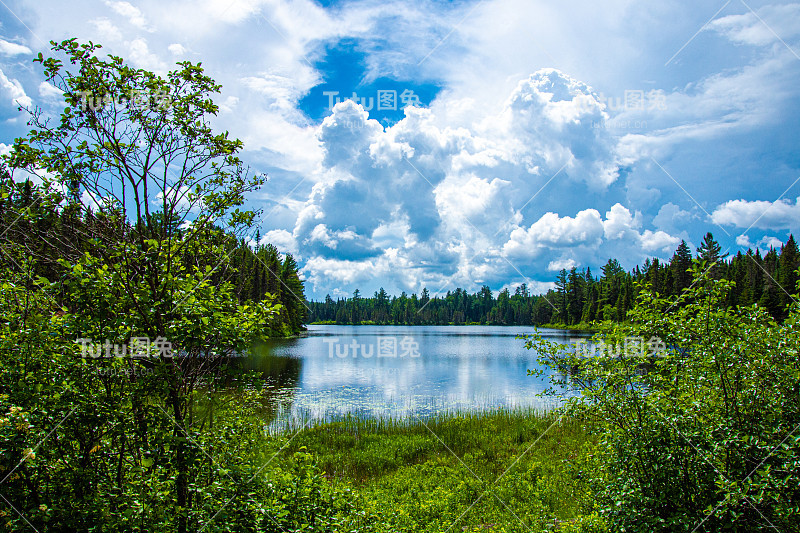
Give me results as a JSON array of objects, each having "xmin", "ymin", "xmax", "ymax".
[{"xmin": 260, "ymin": 408, "xmax": 601, "ymax": 532}]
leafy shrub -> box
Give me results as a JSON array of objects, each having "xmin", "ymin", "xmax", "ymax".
[{"xmin": 530, "ymin": 262, "xmax": 800, "ymax": 532}]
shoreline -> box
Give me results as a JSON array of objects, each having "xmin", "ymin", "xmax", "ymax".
[
  {"xmin": 305, "ymin": 320, "xmax": 599, "ymax": 331},
  {"xmin": 306, "ymin": 321, "xmax": 599, "ymax": 332}
]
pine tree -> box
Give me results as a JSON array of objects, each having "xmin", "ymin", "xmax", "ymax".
[
  {"xmin": 759, "ymin": 248, "xmax": 781, "ymax": 319},
  {"xmin": 280, "ymin": 253, "xmax": 307, "ymax": 333},
  {"xmin": 567, "ymin": 267, "xmax": 584, "ymax": 324},
  {"xmin": 779, "ymin": 235, "xmax": 799, "ymax": 308},
  {"xmin": 697, "ymin": 232, "xmax": 728, "ymax": 278},
  {"xmin": 555, "ymin": 269, "xmax": 568, "ymax": 323},
  {"xmin": 671, "ymin": 240, "xmax": 693, "ymax": 293}
]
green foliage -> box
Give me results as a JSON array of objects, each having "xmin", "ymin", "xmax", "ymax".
[
  {"xmin": 0, "ymin": 39, "xmax": 306, "ymax": 532},
  {"xmin": 0, "ymin": 275, "xmax": 372, "ymax": 532},
  {"xmin": 528, "ymin": 261, "xmax": 800, "ymax": 532},
  {"xmin": 556, "ymin": 513, "xmax": 608, "ymax": 533}
]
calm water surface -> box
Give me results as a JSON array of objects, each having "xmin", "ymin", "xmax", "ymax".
[{"xmin": 244, "ymin": 325, "xmax": 590, "ymax": 423}]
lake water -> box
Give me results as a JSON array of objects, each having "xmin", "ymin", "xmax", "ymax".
[{"xmin": 244, "ymin": 325, "xmax": 590, "ymax": 424}]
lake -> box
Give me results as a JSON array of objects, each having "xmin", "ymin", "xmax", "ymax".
[{"xmin": 242, "ymin": 325, "xmax": 590, "ymax": 426}]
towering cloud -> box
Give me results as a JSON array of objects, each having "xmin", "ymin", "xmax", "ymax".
[{"xmin": 287, "ymin": 69, "xmax": 678, "ymax": 297}]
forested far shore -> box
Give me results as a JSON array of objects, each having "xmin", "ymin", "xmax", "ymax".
[{"xmin": 307, "ymin": 232, "xmax": 799, "ymax": 326}]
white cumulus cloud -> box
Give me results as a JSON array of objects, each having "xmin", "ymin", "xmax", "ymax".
[
  {"xmin": 105, "ymin": 0, "xmax": 153, "ymax": 31},
  {"xmin": 712, "ymin": 197, "xmax": 800, "ymax": 231},
  {"xmin": 0, "ymin": 39, "xmax": 32, "ymax": 56},
  {"xmin": 0, "ymin": 68, "xmax": 31, "ymax": 108},
  {"xmin": 168, "ymin": 43, "xmax": 187, "ymax": 56}
]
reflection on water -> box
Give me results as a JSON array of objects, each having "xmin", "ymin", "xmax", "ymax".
[
  {"xmin": 240, "ymin": 325, "xmax": 590, "ymax": 425},
  {"xmin": 247, "ymin": 340, "xmax": 303, "ymax": 387}
]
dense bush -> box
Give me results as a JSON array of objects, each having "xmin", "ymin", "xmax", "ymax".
[
  {"xmin": 0, "ymin": 38, "xmax": 308, "ymax": 532},
  {"xmin": 530, "ymin": 261, "xmax": 800, "ymax": 532},
  {"xmin": 0, "ymin": 268, "xmax": 383, "ymax": 532}
]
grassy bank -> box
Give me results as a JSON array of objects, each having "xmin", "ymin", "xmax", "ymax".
[{"xmin": 257, "ymin": 408, "xmax": 602, "ymax": 532}]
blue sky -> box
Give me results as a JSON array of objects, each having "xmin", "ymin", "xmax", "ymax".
[{"xmin": 1, "ymin": 0, "xmax": 799, "ymax": 299}]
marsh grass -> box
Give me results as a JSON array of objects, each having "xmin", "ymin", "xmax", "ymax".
[{"xmin": 257, "ymin": 408, "xmax": 600, "ymax": 532}]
